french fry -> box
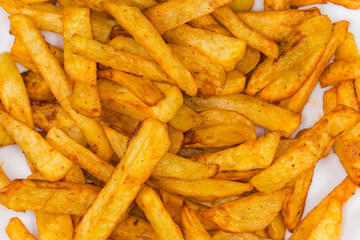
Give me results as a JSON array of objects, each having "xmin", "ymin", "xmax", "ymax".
[
  {"xmin": 246, "ymin": 16, "xmax": 332, "ymax": 101},
  {"xmin": 10, "ymin": 36, "xmax": 39, "ymax": 73},
  {"xmin": 75, "ymin": 0, "xmax": 157, "ymax": 11},
  {"xmin": 167, "ymin": 125, "xmax": 184, "ymax": 154},
  {"xmin": 320, "ymin": 59, "xmax": 360, "ymax": 87},
  {"xmin": 181, "ymin": 203, "xmax": 212, "ymax": 240},
  {"xmin": 279, "ymin": 20, "xmax": 349, "ymax": 113},
  {"xmin": 0, "ymin": 110, "xmax": 73, "ymax": 181},
  {"xmin": 6, "ymin": 217, "xmax": 37, "ymax": 240},
  {"xmin": 188, "ymin": 14, "xmax": 231, "ymax": 36},
  {"xmin": 64, "ymin": 164, "xmax": 87, "ymax": 184},
  {"xmin": 195, "ymin": 196, "xmax": 241, "ymax": 208},
  {"xmin": 136, "ymin": 186, "xmax": 184, "ymax": 240},
  {"xmin": 335, "ymin": 32, "xmax": 360, "ymax": 60},
  {"xmin": 328, "ymin": 0, "xmax": 360, "ymax": 9},
  {"xmin": 102, "ymin": 107, "xmax": 139, "ymax": 135},
  {"xmin": 229, "ymin": 0, "xmax": 254, "ymax": 11},
  {"xmin": 74, "ymin": 119, "xmax": 170, "ymax": 240},
  {"xmin": 0, "ymin": 179, "xmax": 101, "ymax": 215},
  {"xmin": 264, "ymin": 0, "xmax": 291, "ymax": 11},
  {"xmin": 289, "ymin": 177, "xmax": 356, "ymax": 240},
  {"xmin": 212, "ymin": 230, "xmax": 271, "ymax": 240},
  {"xmin": 0, "ymin": 167, "xmax": 10, "ymax": 189},
  {"xmin": 148, "ymin": 178, "xmax": 253, "ymax": 201},
  {"xmin": 236, "ymin": 46, "xmax": 260, "ymax": 75},
  {"xmin": 212, "ymin": 169, "xmax": 262, "ymax": 181},
  {"xmin": 168, "ymin": 105, "xmax": 204, "ymax": 133},
  {"xmin": 266, "ymin": 213, "xmax": 286, "ymax": 240},
  {"xmin": 89, "ymin": 13, "xmax": 118, "ymax": 43},
  {"xmin": 213, "ymin": 6, "xmax": 279, "ymax": 59},
  {"xmin": 104, "ymin": 3, "xmax": 198, "ymax": 96},
  {"xmin": 291, "ymin": 0, "xmax": 326, "ymax": 8},
  {"xmin": 98, "ymin": 80, "xmax": 183, "ymax": 123},
  {"xmin": 184, "ymin": 93, "xmax": 301, "ymax": 137},
  {"xmin": 322, "ymin": 87, "xmax": 337, "ymax": 115},
  {"xmin": 102, "ymin": 125, "xmax": 129, "ymax": 159},
  {"xmin": 336, "ymin": 80, "xmax": 359, "ymax": 111},
  {"xmin": 97, "ymin": 69, "xmax": 163, "ymax": 107},
  {"xmin": 63, "ymin": 6, "xmax": 102, "ymax": 118},
  {"xmin": 251, "ymin": 105, "xmax": 360, "ymax": 194},
  {"xmin": 143, "ymin": 0, "xmax": 233, "ymax": 35},
  {"xmin": 35, "ymin": 212, "xmax": 74, "ymax": 240},
  {"xmin": 108, "ymin": 35, "xmax": 153, "ymax": 60},
  {"xmin": 202, "ymin": 188, "xmax": 292, "ymax": 233},
  {"xmin": 163, "ymin": 24, "xmax": 246, "ymax": 72},
  {"xmin": 22, "ymin": 71, "xmax": 55, "ymax": 101},
  {"xmin": 192, "ymin": 131, "xmax": 281, "ymax": 172}
]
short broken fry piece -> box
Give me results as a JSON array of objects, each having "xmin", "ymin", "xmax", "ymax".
[
  {"xmin": 0, "ymin": 167, "xmax": 10, "ymax": 188},
  {"xmin": 168, "ymin": 105, "xmax": 204, "ymax": 133},
  {"xmin": 181, "ymin": 203, "xmax": 212, "ymax": 240},
  {"xmin": 6, "ymin": 217, "xmax": 37, "ymax": 240},
  {"xmin": 236, "ymin": 46, "xmax": 260, "ymax": 75},
  {"xmin": 266, "ymin": 213, "xmax": 286, "ymax": 240},
  {"xmin": 22, "ymin": 71, "xmax": 55, "ymax": 101},
  {"xmin": 136, "ymin": 186, "xmax": 184, "ymax": 240},
  {"xmin": 35, "ymin": 212, "xmax": 74, "ymax": 240},
  {"xmin": 336, "ymin": 80, "xmax": 359, "ymax": 111},
  {"xmin": 320, "ymin": 59, "xmax": 360, "ymax": 87},
  {"xmin": 322, "ymin": 87, "xmax": 338, "ymax": 115}
]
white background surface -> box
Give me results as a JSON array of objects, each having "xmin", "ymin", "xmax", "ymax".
[{"xmin": 0, "ymin": 1, "xmax": 360, "ymax": 239}]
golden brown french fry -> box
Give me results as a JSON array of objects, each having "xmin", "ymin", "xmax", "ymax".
[
  {"xmin": 266, "ymin": 213, "xmax": 286, "ymax": 240},
  {"xmin": 251, "ymin": 105, "xmax": 360, "ymax": 193},
  {"xmin": 99, "ymin": 80, "xmax": 183, "ymax": 123},
  {"xmin": 98, "ymin": 69, "xmax": 163, "ymax": 106},
  {"xmin": 136, "ymin": 186, "xmax": 184, "ymax": 240},
  {"xmin": 0, "ymin": 167, "xmax": 10, "ymax": 189},
  {"xmin": 213, "ymin": 6, "xmax": 279, "ymax": 59},
  {"xmin": 289, "ymin": 177, "xmax": 356, "ymax": 240},
  {"xmin": 184, "ymin": 93, "xmax": 301, "ymax": 137},
  {"xmin": 168, "ymin": 105, "xmax": 204, "ymax": 133},
  {"xmin": 188, "ymin": 14, "xmax": 231, "ymax": 36},
  {"xmin": 22, "ymin": 71, "xmax": 55, "ymax": 101},
  {"xmin": 107, "ymin": 36, "xmax": 153, "ymax": 60},
  {"xmin": 35, "ymin": 212, "xmax": 73, "ymax": 240},
  {"xmin": 212, "ymin": 230, "xmax": 271, "ymax": 240},
  {"xmin": 322, "ymin": 87, "xmax": 338, "ymax": 115},
  {"xmin": 320, "ymin": 59, "xmax": 360, "ymax": 87},
  {"xmin": 230, "ymin": 0, "xmax": 254, "ymax": 11},
  {"xmin": 75, "ymin": 0, "xmax": 157, "ymax": 11},
  {"xmin": 246, "ymin": 16, "xmax": 332, "ymax": 101},
  {"xmin": 63, "ymin": 6, "xmax": 102, "ymax": 118},
  {"xmin": 104, "ymin": 3, "xmax": 197, "ymax": 96},
  {"xmin": 167, "ymin": 125, "xmax": 184, "ymax": 154},
  {"xmin": 148, "ymin": 178, "xmax": 253, "ymax": 201},
  {"xmin": 102, "ymin": 107, "xmax": 139, "ymax": 135},
  {"xmin": 181, "ymin": 203, "xmax": 212, "ymax": 240},
  {"xmin": 64, "ymin": 164, "xmax": 87, "ymax": 184},
  {"xmin": 203, "ymin": 188, "xmax": 291, "ymax": 233},
  {"xmin": 192, "ymin": 131, "xmax": 281, "ymax": 172},
  {"xmin": 291, "ymin": 0, "xmax": 326, "ymax": 8},
  {"xmin": 163, "ymin": 24, "xmax": 246, "ymax": 72},
  {"xmin": 6, "ymin": 217, "xmax": 37, "ymax": 240},
  {"xmin": 102, "ymin": 125, "xmax": 129, "ymax": 159},
  {"xmin": 282, "ymin": 167, "xmax": 314, "ymax": 232},
  {"xmin": 0, "ymin": 179, "xmax": 101, "ymax": 215},
  {"xmin": 212, "ymin": 169, "xmax": 262, "ymax": 181},
  {"xmin": 328, "ymin": 0, "xmax": 360, "ymax": 9},
  {"xmin": 235, "ymin": 46, "xmax": 260, "ymax": 75},
  {"xmin": 336, "ymin": 80, "xmax": 359, "ymax": 111},
  {"xmin": 264, "ymin": 0, "xmax": 291, "ymax": 11},
  {"xmin": 279, "ymin": 20, "xmax": 349, "ymax": 113},
  {"xmin": 0, "ymin": 110, "xmax": 73, "ymax": 181},
  {"xmin": 74, "ymin": 119, "xmax": 170, "ymax": 240},
  {"xmin": 10, "ymin": 36, "xmax": 39, "ymax": 73},
  {"xmin": 335, "ymin": 32, "xmax": 360, "ymax": 60},
  {"xmin": 143, "ymin": 0, "xmax": 233, "ymax": 35}
]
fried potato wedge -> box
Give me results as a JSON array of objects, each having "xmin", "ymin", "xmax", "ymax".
[
  {"xmin": 230, "ymin": 0, "xmax": 254, "ymax": 11},
  {"xmin": 0, "ymin": 167, "xmax": 10, "ymax": 189},
  {"xmin": 328, "ymin": 0, "xmax": 360, "ymax": 9},
  {"xmin": 212, "ymin": 230, "xmax": 271, "ymax": 240},
  {"xmin": 291, "ymin": 0, "xmax": 326, "ymax": 8},
  {"xmin": 0, "ymin": 179, "xmax": 100, "ymax": 215},
  {"xmin": 148, "ymin": 178, "xmax": 253, "ymax": 201},
  {"xmin": 102, "ymin": 125, "xmax": 129, "ymax": 159},
  {"xmin": 74, "ymin": 0, "xmax": 157, "ymax": 11},
  {"xmin": 167, "ymin": 125, "xmax": 184, "ymax": 154},
  {"xmin": 74, "ymin": 119, "xmax": 170, "ymax": 240},
  {"xmin": 266, "ymin": 213, "xmax": 286, "ymax": 240},
  {"xmin": 192, "ymin": 131, "xmax": 281, "ymax": 172},
  {"xmin": 212, "ymin": 169, "xmax": 262, "ymax": 181},
  {"xmin": 22, "ymin": 71, "xmax": 55, "ymax": 102},
  {"xmin": 251, "ymin": 105, "xmax": 360, "ymax": 193},
  {"xmin": 143, "ymin": 0, "xmax": 233, "ymax": 35},
  {"xmin": 335, "ymin": 32, "xmax": 360, "ymax": 60},
  {"xmin": 279, "ymin": 20, "xmax": 349, "ymax": 113},
  {"xmin": 0, "ymin": 110, "xmax": 73, "ymax": 181},
  {"xmin": 105, "ymin": 3, "xmax": 197, "ymax": 96},
  {"xmin": 35, "ymin": 212, "xmax": 73, "ymax": 240},
  {"xmin": 322, "ymin": 87, "xmax": 338, "ymax": 115},
  {"xmin": 136, "ymin": 186, "xmax": 184, "ymax": 240},
  {"xmin": 320, "ymin": 59, "xmax": 360, "ymax": 87},
  {"xmin": 99, "ymin": 80, "xmax": 183, "ymax": 123},
  {"xmin": 168, "ymin": 105, "xmax": 204, "ymax": 133},
  {"xmin": 188, "ymin": 14, "xmax": 231, "ymax": 36},
  {"xmin": 264, "ymin": 0, "xmax": 291, "ymax": 11},
  {"xmin": 236, "ymin": 46, "xmax": 260, "ymax": 75},
  {"xmin": 102, "ymin": 107, "xmax": 139, "ymax": 135},
  {"xmin": 336, "ymin": 80, "xmax": 359, "ymax": 111},
  {"xmin": 289, "ymin": 177, "xmax": 356, "ymax": 240},
  {"xmin": 183, "ymin": 109, "xmax": 256, "ymax": 148},
  {"xmin": 247, "ymin": 16, "xmax": 332, "ymax": 101},
  {"xmin": 184, "ymin": 93, "xmax": 301, "ymax": 137},
  {"xmin": 6, "ymin": 217, "xmax": 37, "ymax": 240},
  {"xmin": 213, "ymin": 6, "xmax": 279, "ymax": 59},
  {"xmin": 203, "ymin": 188, "xmax": 291, "ymax": 233},
  {"xmin": 163, "ymin": 24, "xmax": 246, "ymax": 72},
  {"xmin": 181, "ymin": 203, "xmax": 212, "ymax": 240}
]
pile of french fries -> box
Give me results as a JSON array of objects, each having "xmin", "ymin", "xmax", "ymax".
[{"xmin": 0, "ymin": 0, "xmax": 359, "ymax": 239}]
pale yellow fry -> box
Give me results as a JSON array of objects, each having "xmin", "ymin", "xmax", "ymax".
[
  {"xmin": 104, "ymin": 3, "xmax": 197, "ymax": 96},
  {"xmin": 213, "ymin": 6, "xmax": 279, "ymax": 59},
  {"xmin": 181, "ymin": 203, "xmax": 212, "ymax": 240},
  {"xmin": 6, "ymin": 217, "xmax": 37, "ymax": 240},
  {"xmin": 75, "ymin": 0, "xmax": 157, "ymax": 11},
  {"xmin": 148, "ymin": 178, "xmax": 253, "ymax": 201},
  {"xmin": 143, "ymin": 0, "xmax": 233, "ymax": 35},
  {"xmin": 0, "ymin": 110, "xmax": 73, "ymax": 181},
  {"xmin": 74, "ymin": 118, "xmax": 170, "ymax": 240},
  {"xmin": 0, "ymin": 167, "xmax": 10, "ymax": 189}
]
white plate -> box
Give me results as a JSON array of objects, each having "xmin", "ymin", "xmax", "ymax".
[{"xmin": 0, "ymin": 1, "xmax": 360, "ymax": 239}]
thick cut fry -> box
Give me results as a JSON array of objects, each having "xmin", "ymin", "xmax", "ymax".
[
  {"xmin": 22, "ymin": 71, "xmax": 55, "ymax": 101},
  {"xmin": 236, "ymin": 46, "xmax": 260, "ymax": 75},
  {"xmin": 322, "ymin": 87, "xmax": 338, "ymax": 115},
  {"xmin": 0, "ymin": 53, "xmax": 34, "ymax": 129},
  {"xmin": 167, "ymin": 125, "xmax": 184, "ymax": 154},
  {"xmin": 102, "ymin": 125, "xmax": 129, "ymax": 158},
  {"xmin": 251, "ymin": 105, "xmax": 360, "ymax": 193},
  {"xmin": 183, "ymin": 109, "xmax": 256, "ymax": 148},
  {"xmin": 328, "ymin": 0, "xmax": 360, "ymax": 9},
  {"xmin": 291, "ymin": 0, "xmax": 326, "ymax": 8},
  {"xmin": 279, "ymin": 20, "xmax": 349, "ymax": 113},
  {"xmin": 213, "ymin": 6, "xmax": 279, "ymax": 59},
  {"xmin": 181, "ymin": 203, "xmax": 212, "ymax": 240},
  {"xmin": 63, "ymin": 6, "xmax": 102, "ymax": 118},
  {"xmin": 188, "ymin": 14, "xmax": 231, "ymax": 36},
  {"xmin": 213, "ymin": 169, "xmax": 262, "ymax": 181},
  {"xmin": 75, "ymin": 0, "xmax": 157, "ymax": 11},
  {"xmin": 184, "ymin": 94, "xmax": 301, "ymax": 137},
  {"xmin": 320, "ymin": 59, "xmax": 360, "ymax": 87},
  {"xmin": 168, "ymin": 105, "xmax": 204, "ymax": 132},
  {"xmin": 266, "ymin": 213, "xmax": 286, "ymax": 240},
  {"xmin": 110, "ymin": 215, "xmax": 158, "ymax": 240},
  {"xmin": 192, "ymin": 131, "xmax": 281, "ymax": 172},
  {"xmin": 246, "ymin": 16, "xmax": 332, "ymax": 101},
  {"xmin": 212, "ymin": 230, "xmax": 271, "ymax": 240},
  {"xmin": 6, "ymin": 217, "xmax": 37, "ymax": 240},
  {"xmin": 74, "ymin": 119, "xmax": 170, "ymax": 240},
  {"xmin": 36, "ymin": 212, "xmax": 73, "ymax": 240},
  {"xmin": 136, "ymin": 186, "xmax": 184, "ymax": 240},
  {"xmin": 143, "ymin": 0, "xmax": 232, "ymax": 35},
  {"xmin": 99, "ymin": 80, "xmax": 183, "ymax": 123},
  {"xmin": 98, "ymin": 69, "xmax": 163, "ymax": 106},
  {"xmin": 282, "ymin": 167, "xmax": 314, "ymax": 232},
  {"xmin": 0, "ymin": 179, "xmax": 101, "ymax": 215},
  {"xmin": 148, "ymin": 178, "xmax": 253, "ymax": 201},
  {"xmin": 0, "ymin": 110, "xmax": 73, "ymax": 181},
  {"xmin": 336, "ymin": 80, "xmax": 359, "ymax": 111},
  {"xmin": 203, "ymin": 188, "xmax": 291, "ymax": 233},
  {"xmin": 108, "ymin": 36, "xmax": 153, "ymax": 60},
  {"xmin": 264, "ymin": 0, "xmax": 291, "ymax": 11},
  {"xmin": 105, "ymin": 3, "xmax": 197, "ymax": 96},
  {"xmin": 289, "ymin": 177, "xmax": 356, "ymax": 240},
  {"xmin": 0, "ymin": 167, "xmax": 10, "ymax": 189},
  {"xmin": 335, "ymin": 32, "xmax": 360, "ymax": 60},
  {"xmin": 230, "ymin": 0, "xmax": 254, "ymax": 11},
  {"xmin": 163, "ymin": 24, "xmax": 246, "ymax": 72}
]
